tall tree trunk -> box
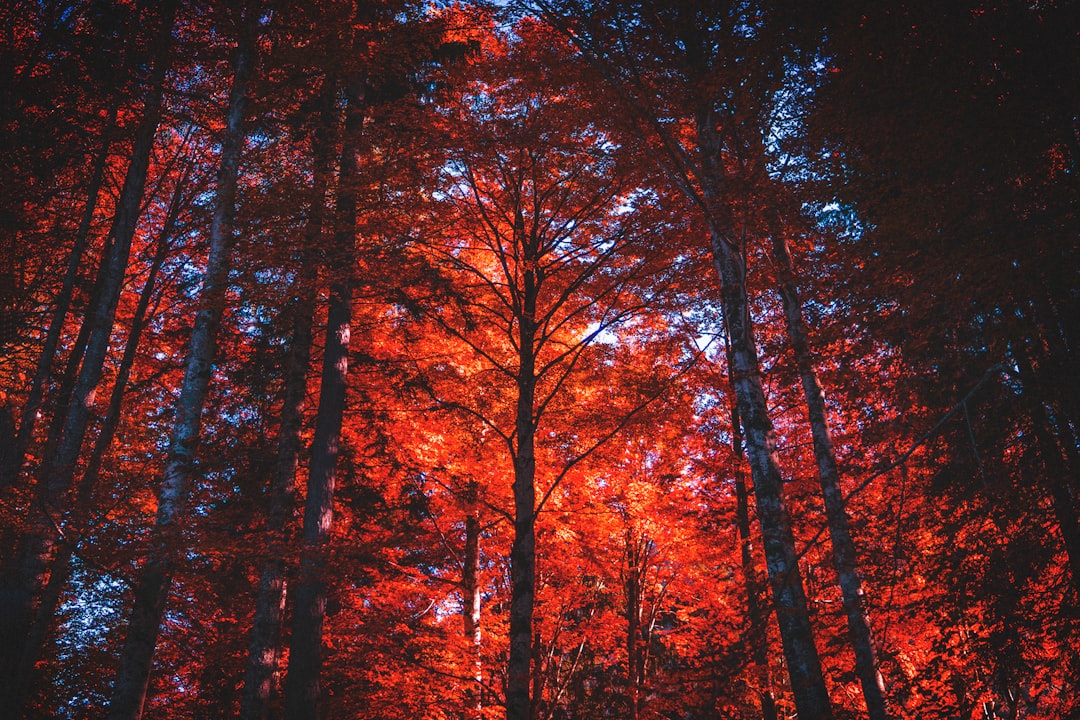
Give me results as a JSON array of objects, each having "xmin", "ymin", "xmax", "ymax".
[
  {"xmin": 733, "ymin": 464, "xmax": 779, "ymax": 720},
  {"xmin": 0, "ymin": 2, "xmax": 178, "ymax": 702},
  {"xmin": 240, "ymin": 88, "xmax": 334, "ymax": 720},
  {"xmin": 710, "ymin": 228, "xmax": 832, "ymax": 718},
  {"xmin": 282, "ymin": 82, "xmax": 362, "ymax": 720},
  {"xmin": 770, "ymin": 230, "xmax": 890, "ymax": 719},
  {"xmin": 506, "ymin": 210, "xmax": 538, "ymax": 720},
  {"xmin": 8, "ymin": 177, "xmax": 179, "ymax": 718},
  {"xmin": 696, "ymin": 113, "xmax": 834, "ymax": 719},
  {"xmin": 724, "ymin": 331, "xmax": 778, "ymax": 720},
  {"xmin": 0, "ymin": 406, "xmax": 13, "ymax": 496},
  {"xmin": 462, "ymin": 482, "xmax": 484, "ymax": 720},
  {"xmin": 106, "ymin": 16, "xmax": 256, "ymax": 718},
  {"xmin": 624, "ymin": 532, "xmax": 644, "ymax": 720},
  {"xmin": 0, "ymin": 255, "xmax": 98, "ymax": 695},
  {"xmin": 1, "ymin": 104, "xmax": 117, "ymax": 492},
  {"xmin": 36, "ymin": 0, "xmax": 176, "ymax": 502}
]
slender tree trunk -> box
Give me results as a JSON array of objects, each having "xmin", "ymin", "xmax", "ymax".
[
  {"xmin": 462, "ymin": 482, "xmax": 484, "ymax": 720},
  {"xmin": 506, "ymin": 212, "xmax": 538, "ymax": 720},
  {"xmin": 282, "ymin": 82, "xmax": 362, "ymax": 720},
  {"xmin": 242, "ymin": 560, "xmax": 290, "ymax": 719},
  {"xmin": 0, "ymin": 406, "xmax": 13, "ymax": 494},
  {"xmin": 723, "ymin": 331, "xmax": 778, "ymax": 720},
  {"xmin": 38, "ymin": 0, "xmax": 176, "ymax": 502},
  {"xmin": 106, "ymin": 17, "xmax": 256, "ymax": 719},
  {"xmin": 0, "ymin": 3, "xmax": 178, "ymax": 702},
  {"xmin": 733, "ymin": 466, "xmax": 779, "ymax": 720},
  {"xmin": 710, "ymin": 229, "xmax": 832, "ymax": 718},
  {"xmin": 8, "ymin": 178, "xmax": 179, "ymax": 717},
  {"xmin": 3, "ymin": 286, "xmax": 98, "ymax": 646},
  {"xmin": 625, "ymin": 532, "xmax": 643, "ymax": 720},
  {"xmin": 240, "ymin": 89, "xmax": 334, "ymax": 720},
  {"xmin": 1, "ymin": 104, "xmax": 117, "ymax": 492},
  {"xmin": 696, "ymin": 113, "xmax": 833, "ymax": 719},
  {"xmin": 77, "ymin": 175, "xmax": 184, "ymax": 509},
  {"xmin": 770, "ymin": 231, "xmax": 890, "ymax": 719}
]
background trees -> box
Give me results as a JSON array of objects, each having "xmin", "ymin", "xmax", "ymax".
[{"xmin": 0, "ymin": 1, "xmax": 1075, "ymax": 718}]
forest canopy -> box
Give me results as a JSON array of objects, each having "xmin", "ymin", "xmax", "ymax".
[{"xmin": 0, "ymin": 1, "xmax": 1076, "ymax": 718}]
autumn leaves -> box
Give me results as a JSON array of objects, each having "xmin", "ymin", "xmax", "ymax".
[{"xmin": 1, "ymin": 1, "xmax": 1077, "ymax": 719}]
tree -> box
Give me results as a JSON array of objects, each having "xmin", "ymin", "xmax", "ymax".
[
  {"xmin": 806, "ymin": 1, "xmax": 1079, "ymax": 712},
  {"xmin": 8, "ymin": 161, "xmax": 190, "ymax": 717},
  {"xmin": 2, "ymin": 1, "xmax": 1076, "ymax": 717},
  {"xmin": 107, "ymin": 8, "xmax": 257, "ymax": 715},
  {"xmin": 0, "ymin": 1, "xmax": 180, "ymax": 705},
  {"xmin": 238, "ymin": 83, "xmax": 333, "ymax": 720},
  {"xmin": 522, "ymin": 1, "xmax": 839, "ymax": 714},
  {"xmin": 402, "ymin": 21, "xmax": 677, "ymax": 717},
  {"xmin": 280, "ymin": 72, "xmax": 360, "ymax": 720}
]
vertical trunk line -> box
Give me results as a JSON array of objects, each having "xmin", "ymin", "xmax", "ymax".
[
  {"xmin": 106, "ymin": 12, "xmax": 256, "ymax": 718},
  {"xmin": 724, "ymin": 330, "xmax": 778, "ymax": 720},
  {"xmin": 696, "ymin": 113, "xmax": 833, "ymax": 718},
  {"xmin": 462, "ymin": 481, "xmax": 484, "ymax": 720},
  {"xmin": 282, "ymin": 79, "xmax": 363, "ymax": 720},
  {"xmin": 625, "ymin": 533, "xmax": 641, "ymax": 720},
  {"xmin": 9, "ymin": 178, "xmax": 178, "ymax": 717},
  {"xmin": 3, "ymin": 104, "xmax": 118, "ymax": 492},
  {"xmin": 0, "ymin": 1, "xmax": 179, "ymax": 700},
  {"xmin": 770, "ymin": 229, "xmax": 890, "ymax": 719},
  {"xmin": 240, "ymin": 85, "xmax": 334, "ymax": 720},
  {"xmin": 506, "ymin": 213, "xmax": 538, "ymax": 720}
]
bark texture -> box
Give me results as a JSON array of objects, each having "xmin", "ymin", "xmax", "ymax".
[
  {"xmin": 462, "ymin": 482, "xmax": 484, "ymax": 720},
  {"xmin": 0, "ymin": 3, "xmax": 178, "ymax": 703},
  {"xmin": 624, "ymin": 532, "xmax": 653, "ymax": 720},
  {"xmin": 239, "ymin": 89, "xmax": 333, "ymax": 720},
  {"xmin": 770, "ymin": 231, "xmax": 889, "ymax": 719},
  {"xmin": 8, "ymin": 183, "xmax": 177, "ymax": 718},
  {"xmin": 106, "ymin": 16, "xmax": 256, "ymax": 718},
  {"xmin": 506, "ymin": 212, "xmax": 538, "ymax": 720},
  {"xmin": 282, "ymin": 82, "xmax": 362, "ymax": 720},
  {"xmin": 724, "ymin": 337, "xmax": 777, "ymax": 720},
  {"xmin": 697, "ymin": 112, "xmax": 833, "ymax": 719}
]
